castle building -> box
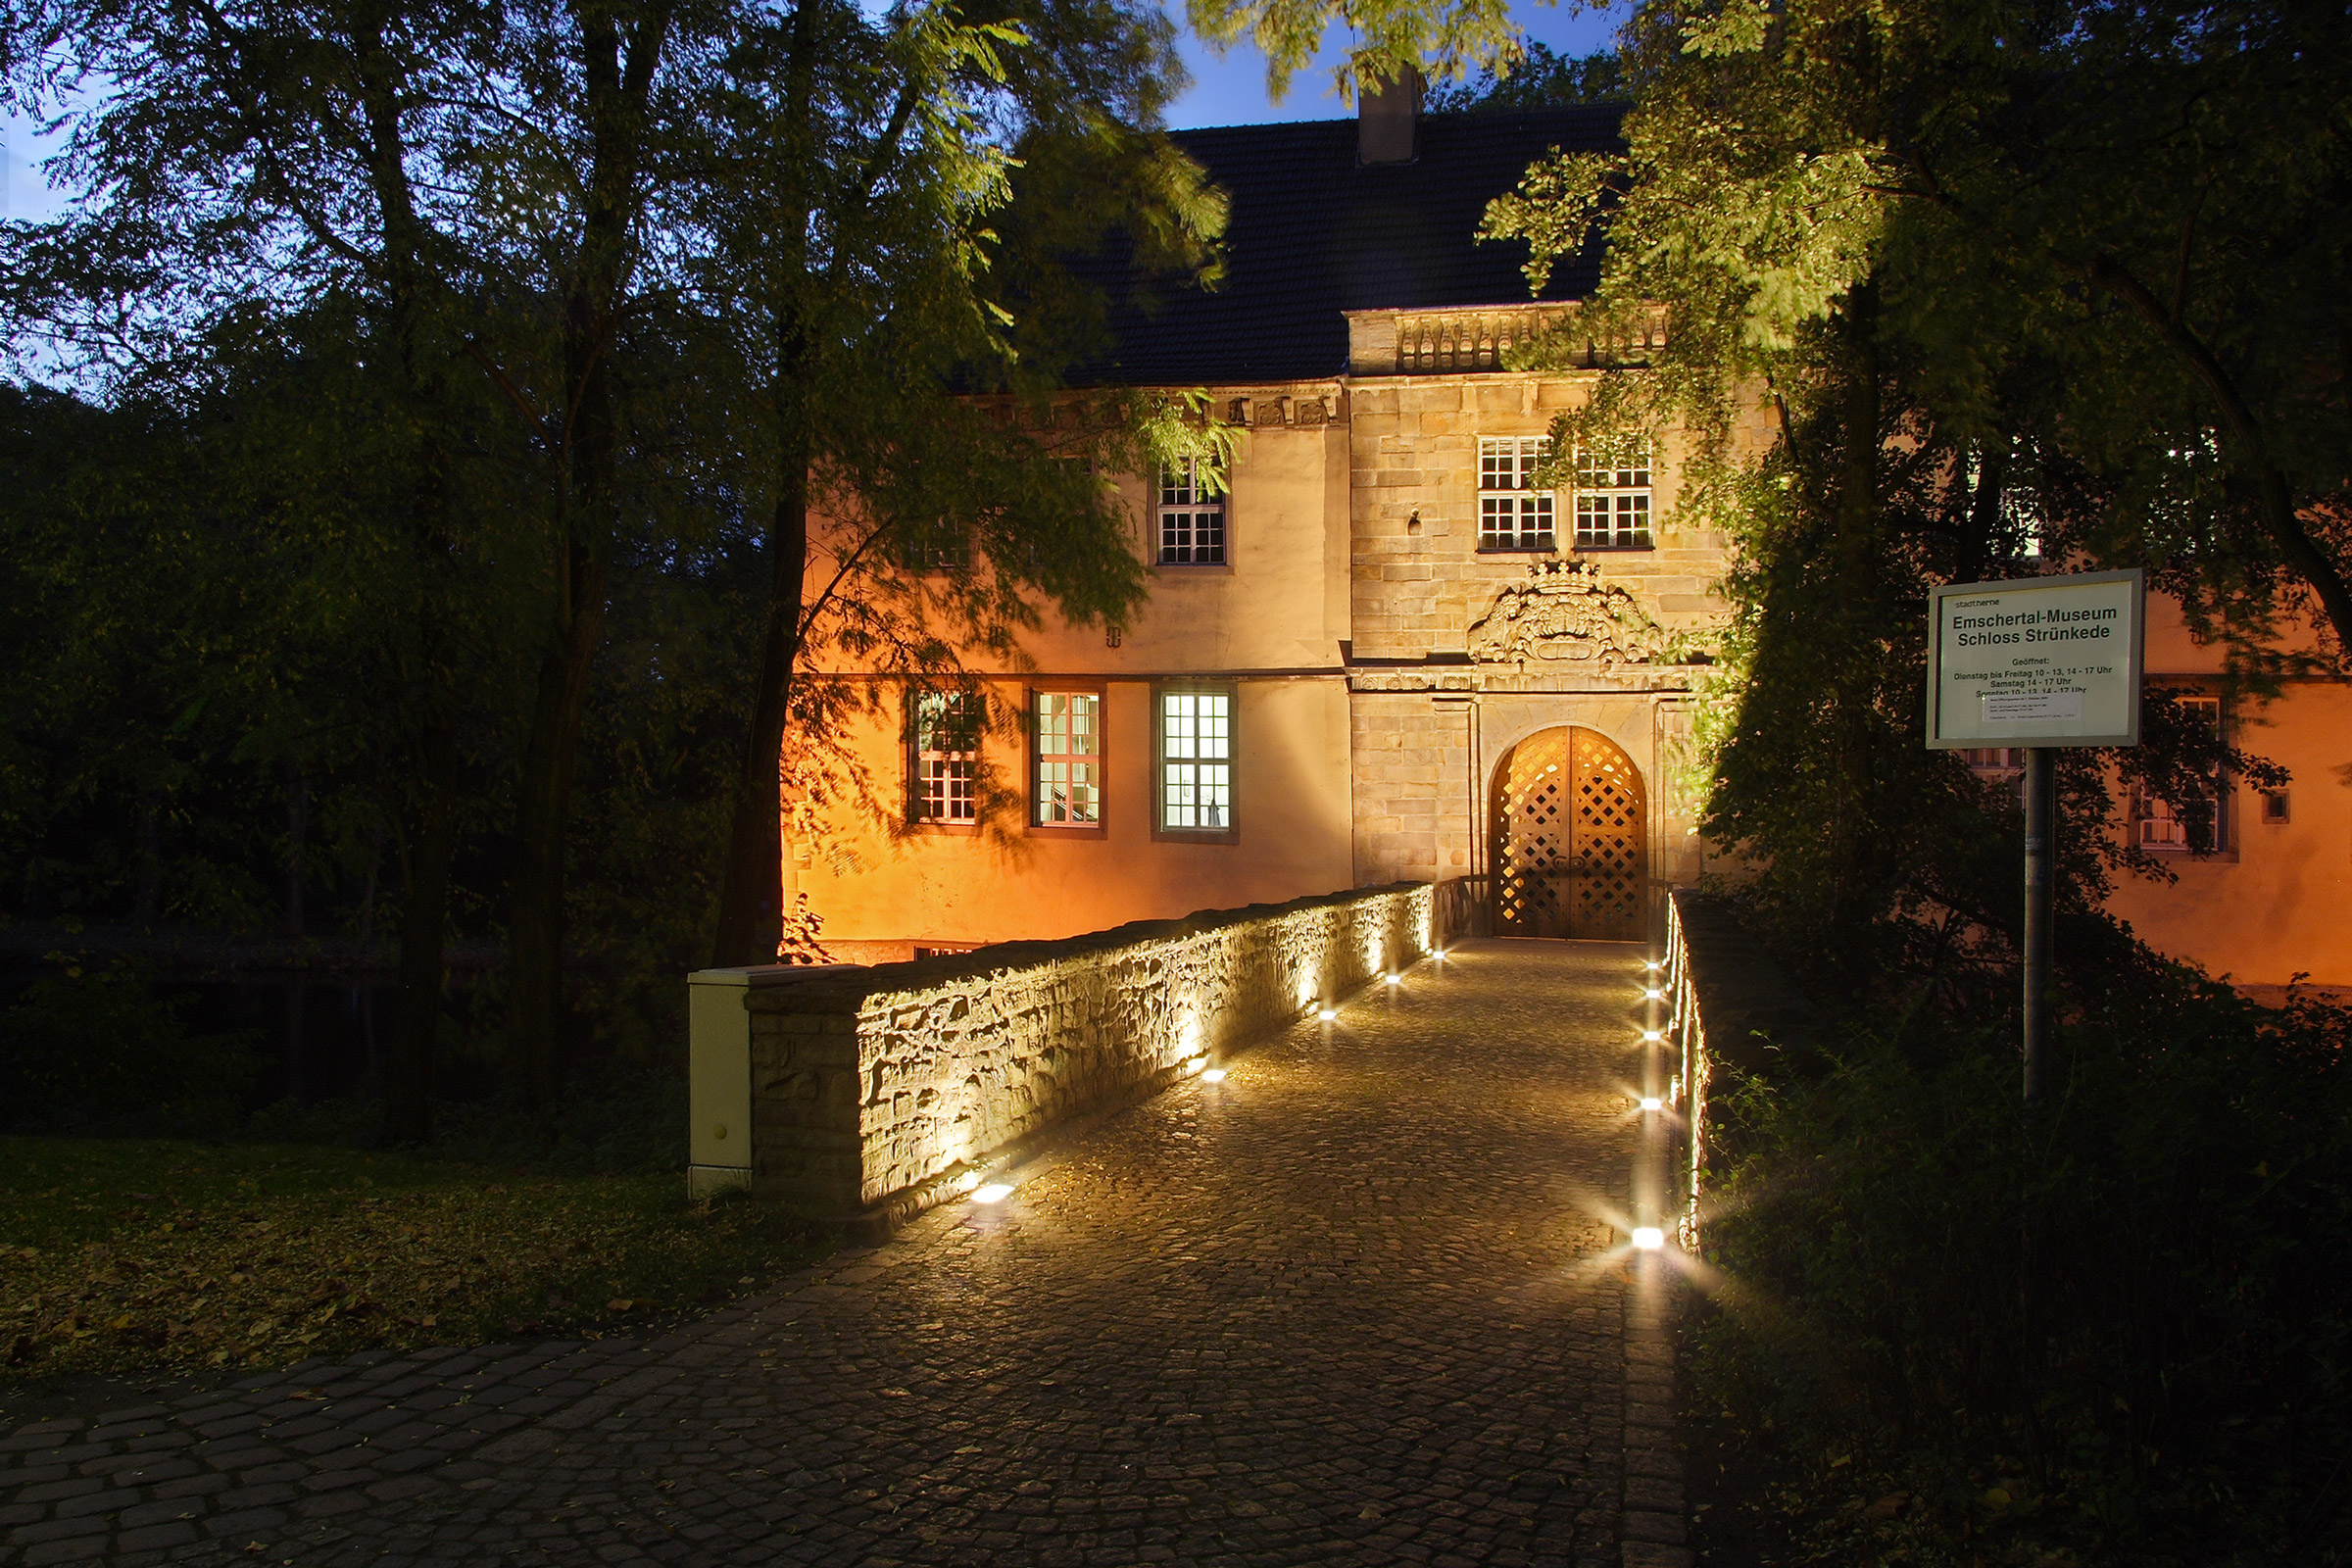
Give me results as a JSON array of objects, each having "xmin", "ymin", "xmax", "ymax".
[{"xmin": 790, "ymin": 91, "xmax": 2350, "ymax": 999}]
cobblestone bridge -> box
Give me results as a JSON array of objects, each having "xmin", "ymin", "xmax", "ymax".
[{"xmin": 1, "ymin": 940, "xmax": 1687, "ymax": 1568}]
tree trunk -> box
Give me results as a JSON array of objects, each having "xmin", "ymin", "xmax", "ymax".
[
  {"xmin": 1829, "ymin": 280, "xmax": 1883, "ymax": 929},
  {"xmin": 505, "ymin": 0, "xmax": 667, "ymax": 1102},
  {"xmin": 385, "ymin": 722, "xmax": 458, "ymax": 1143},
  {"xmin": 712, "ymin": 456, "xmax": 811, "ymax": 967},
  {"xmin": 285, "ymin": 772, "xmax": 308, "ymax": 937},
  {"xmin": 710, "ymin": 2, "xmax": 820, "ymax": 970},
  {"xmin": 134, "ymin": 788, "xmax": 162, "ymax": 925},
  {"xmin": 508, "ymin": 534, "xmax": 607, "ymax": 1102}
]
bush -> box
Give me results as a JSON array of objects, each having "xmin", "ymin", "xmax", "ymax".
[
  {"xmin": 0, "ymin": 964, "xmax": 265, "ymax": 1137},
  {"xmin": 1697, "ymin": 943, "xmax": 2352, "ymax": 1564}
]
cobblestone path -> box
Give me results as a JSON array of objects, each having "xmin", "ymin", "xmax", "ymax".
[{"xmin": 1, "ymin": 940, "xmax": 1687, "ymax": 1568}]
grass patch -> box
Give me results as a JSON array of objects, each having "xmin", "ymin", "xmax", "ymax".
[{"xmin": 0, "ymin": 1136, "xmax": 831, "ymax": 1389}]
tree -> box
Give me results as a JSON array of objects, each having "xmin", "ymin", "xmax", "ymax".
[
  {"xmin": 1426, "ymin": 41, "xmax": 1623, "ymax": 112},
  {"xmin": 1481, "ymin": 0, "xmax": 2352, "ymax": 667},
  {"xmin": 2, "ymin": 0, "xmax": 551, "ymax": 1134},
  {"xmin": 695, "ymin": 0, "xmax": 1233, "ymax": 966}
]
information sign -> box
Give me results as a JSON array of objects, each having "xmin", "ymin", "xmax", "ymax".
[{"xmin": 1925, "ymin": 568, "xmax": 2144, "ymax": 749}]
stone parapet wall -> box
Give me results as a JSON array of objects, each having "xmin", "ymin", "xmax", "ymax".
[
  {"xmin": 740, "ymin": 884, "xmax": 1441, "ymax": 1227},
  {"xmin": 1662, "ymin": 889, "xmax": 1827, "ymax": 1247}
]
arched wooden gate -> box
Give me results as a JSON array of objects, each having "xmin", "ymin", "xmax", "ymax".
[{"xmin": 1490, "ymin": 726, "xmax": 1648, "ymax": 941}]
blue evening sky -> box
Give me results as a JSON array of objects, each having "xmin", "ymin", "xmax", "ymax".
[
  {"xmin": 1, "ymin": 3, "xmax": 1624, "ymax": 220},
  {"xmin": 1165, "ymin": 2, "xmax": 1624, "ymax": 127}
]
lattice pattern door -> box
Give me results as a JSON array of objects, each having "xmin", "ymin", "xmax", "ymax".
[{"xmin": 1492, "ymin": 726, "xmax": 1648, "ymax": 941}]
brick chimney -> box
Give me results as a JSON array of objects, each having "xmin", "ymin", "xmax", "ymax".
[{"xmin": 1357, "ymin": 63, "xmax": 1423, "ymax": 166}]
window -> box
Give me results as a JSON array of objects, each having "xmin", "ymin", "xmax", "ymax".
[
  {"xmin": 1574, "ymin": 436, "xmax": 1652, "ymax": 549},
  {"xmin": 1033, "ymin": 690, "xmax": 1102, "ymax": 829},
  {"xmin": 1958, "ymin": 747, "xmax": 2027, "ymax": 805},
  {"xmin": 910, "ymin": 691, "xmax": 979, "ymax": 825},
  {"xmin": 2260, "ymin": 789, "xmax": 2290, "ymax": 825},
  {"xmin": 1157, "ymin": 460, "xmax": 1225, "ymax": 565},
  {"xmin": 895, "ymin": 518, "xmax": 969, "ymax": 574},
  {"xmin": 1479, "ymin": 437, "xmax": 1553, "ymax": 552},
  {"xmin": 1156, "ymin": 685, "xmax": 1234, "ymax": 835},
  {"xmin": 2135, "ymin": 792, "xmax": 2195, "ymax": 851},
  {"xmin": 2136, "ymin": 694, "xmax": 2225, "ymax": 853}
]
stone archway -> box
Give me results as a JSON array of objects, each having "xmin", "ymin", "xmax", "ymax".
[{"xmin": 1490, "ymin": 726, "xmax": 1648, "ymax": 941}]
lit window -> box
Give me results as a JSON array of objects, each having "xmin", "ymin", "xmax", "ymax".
[
  {"xmin": 2136, "ymin": 695, "xmax": 2224, "ymax": 853},
  {"xmin": 911, "ymin": 691, "xmax": 979, "ymax": 824},
  {"xmin": 1574, "ymin": 436, "xmax": 1652, "ymax": 549},
  {"xmin": 1157, "ymin": 686, "xmax": 1233, "ymax": 833},
  {"xmin": 1479, "ymin": 437, "xmax": 1553, "ymax": 552},
  {"xmin": 1033, "ymin": 691, "xmax": 1102, "ymax": 827},
  {"xmin": 1157, "ymin": 460, "xmax": 1225, "ymax": 565}
]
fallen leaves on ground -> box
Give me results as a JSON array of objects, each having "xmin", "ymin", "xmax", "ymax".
[{"xmin": 0, "ymin": 1138, "xmax": 829, "ymax": 1387}]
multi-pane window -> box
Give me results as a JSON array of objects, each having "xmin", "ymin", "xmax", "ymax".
[
  {"xmin": 1958, "ymin": 747, "xmax": 2027, "ymax": 805},
  {"xmin": 910, "ymin": 692, "xmax": 978, "ymax": 825},
  {"xmin": 1479, "ymin": 437, "xmax": 1553, "ymax": 551},
  {"xmin": 2136, "ymin": 695, "xmax": 2224, "ymax": 852},
  {"xmin": 1158, "ymin": 460, "xmax": 1226, "ymax": 565},
  {"xmin": 896, "ymin": 518, "xmax": 969, "ymax": 574},
  {"xmin": 1158, "ymin": 687, "xmax": 1233, "ymax": 833},
  {"xmin": 1574, "ymin": 437, "xmax": 1652, "ymax": 549},
  {"xmin": 1033, "ymin": 691, "xmax": 1102, "ymax": 828}
]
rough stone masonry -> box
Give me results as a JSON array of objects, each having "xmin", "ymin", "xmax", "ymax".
[
  {"xmin": 737, "ymin": 884, "xmax": 1436, "ymax": 1226},
  {"xmin": 0, "ymin": 937, "xmax": 1687, "ymax": 1568}
]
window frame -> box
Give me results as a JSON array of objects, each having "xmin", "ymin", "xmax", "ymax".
[
  {"xmin": 2133, "ymin": 692, "xmax": 2233, "ymax": 857},
  {"xmin": 1477, "ymin": 436, "xmax": 1555, "ymax": 554},
  {"xmin": 1155, "ymin": 458, "xmax": 1229, "ymax": 568},
  {"xmin": 1151, "ymin": 679, "xmax": 1240, "ymax": 845},
  {"xmin": 1571, "ymin": 435, "xmax": 1654, "ymax": 552},
  {"xmin": 893, "ymin": 517, "xmax": 972, "ymax": 576},
  {"xmin": 1028, "ymin": 683, "xmax": 1108, "ymax": 839},
  {"xmin": 906, "ymin": 688, "xmax": 983, "ymax": 836}
]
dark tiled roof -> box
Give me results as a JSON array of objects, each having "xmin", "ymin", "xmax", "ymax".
[{"xmin": 1090, "ymin": 106, "xmax": 1623, "ymax": 386}]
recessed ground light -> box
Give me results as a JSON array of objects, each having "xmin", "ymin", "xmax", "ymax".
[
  {"xmin": 1317, "ymin": 1007, "xmax": 1337, "ymax": 1021},
  {"xmin": 971, "ymin": 1183, "xmax": 1015, "ymax": 1204},
  {"xmin": 1631, "ymin": 1227, "xmax": 1665, "ymax": 1250},
  {"xmin": 1202, "ymin": 1068, "xmax": 1228, "ymax": 1083},
  {"xmin": 1384, "ymin": 973, "xmax": 1400, "ymax": 986},
  {"xmin": 1640, "ymin": 1097, "xmax": 1662, "ymax": 1112}
]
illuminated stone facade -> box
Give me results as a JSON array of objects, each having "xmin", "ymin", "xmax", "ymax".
[
  {"xmin": 745, "ymin": 884, "xmax": 1437, "ymax": 1223},
  {"xmin": 789, "ymin": 101, "xmax": 2351, "ymax": 992}
]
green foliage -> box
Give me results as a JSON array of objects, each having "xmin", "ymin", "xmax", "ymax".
[
  {"xmin": 1480, "ymin": 0, "xmax": 2352, "ymax": 665},
  {"xmin": 1183, "ymin": 0, "xmax": 1518, "ymax": 104},
  {"xmin": 0, "ymin": 966, "xmax": 265, "ymax": 1137},
  {"xmin": 1426, "ymin": 43, "xmax": 1625, "ymax": 112},
  {"xmin": 1697, "ymin": 958, "xmax": 2352, "ymax": 1562},
  {"xmin": 0, "ymin": 0, "xmax": 1239, "ymax": 1079}
]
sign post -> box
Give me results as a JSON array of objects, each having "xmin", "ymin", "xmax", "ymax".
[{"xmin": 1927, "ymin": 568, "xmax": 2143, "ymax": 1102}]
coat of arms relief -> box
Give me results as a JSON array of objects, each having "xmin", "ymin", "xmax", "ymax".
[{"xmin": 1466, "ymin": 562, "xmax": 1668, "ymax": 668}]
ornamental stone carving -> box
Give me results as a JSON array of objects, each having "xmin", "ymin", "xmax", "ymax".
[{"xmin": 1467, "ymin": 562, "xmax": 1667, "ymax": 668}]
